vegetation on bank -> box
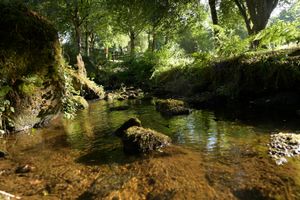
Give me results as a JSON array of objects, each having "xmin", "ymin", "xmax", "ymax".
[{"xmin": 1, "ymin": 0, "xmax": 300, "ymax": 132}]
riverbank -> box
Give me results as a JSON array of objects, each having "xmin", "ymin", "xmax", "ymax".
[{"xmin": 95, "ymin": 48, "xmax": 300, "ymax": 113}]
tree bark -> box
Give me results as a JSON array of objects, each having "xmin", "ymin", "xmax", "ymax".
[
  {"xmin": 151, "ymin": 32, "xmax": 156, "ymax": 52},
  {"xmin": 234, "ymin": 0, "xmax": 279, "ymax": 48},
  {"xmin": 234, "ymin": 0, "xmax": 278, "ymax": 35},
  {"xmin": 130, "ymin": 31, "xmax": 136, "ymax": 56},
  {"xmin": 209, "ymin": 0, "xmax": 218, "ymax": 25}
]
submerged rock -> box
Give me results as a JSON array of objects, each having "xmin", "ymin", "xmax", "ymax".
[
  {"xmin": 155, "ymin": 99, "xmax": 190, "ymax": 116},
  {"xmin": 268, "ymin": 132, "xmax": 300, "ymax": 165},
  {"xmin": 122, "ymin": 126, "xmax": 171, "ymax": 154},
  {"xmin": 15, "ymin": 164, "xmax": 34, "ymax": 174},
  {"xmin": 0, "ymin": 150, "xmax": 6, "ymax": 158}
]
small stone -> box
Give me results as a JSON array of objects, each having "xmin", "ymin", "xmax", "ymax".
[
  {"xmin": 15, "ymin": 164, "xmax": 34, "ymax": 173},
  {"xmin": 0, "ymin": 150, "xmax": 7, "ymax": 158},
  {"xmin": 276, "ymin": 157, "xmax": 288, "ymax": 165}
]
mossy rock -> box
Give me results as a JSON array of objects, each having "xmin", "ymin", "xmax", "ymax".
[
  {"xmin": 155, "ymin": 99, "xmax": 191, "ymax": 116},
  {"xmin": 115, "ymin": 118, "xmax": 142, "ymax": 137},
  {"xmin": 122, "ymin": 126, "xmax": 171, "ymax": 154},
  {"xmin": 0, "ymin": 3, "xmax": 65, "ymax": 131},
  {"xmin": 71, "ymin": 95, "xmax": 89, "ymax": 110}
]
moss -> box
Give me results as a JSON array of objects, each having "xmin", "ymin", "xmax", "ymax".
[
  {"xmin": 122, "ymin": 126, "xmax": 171, "ymax": 153},
  {"xmin": 155, "ymin": 99, "xmax": 190, "ymax": 116},
  {"xmin": 152, "ymin": 48, "xmax": 300, "ymax": 108}
]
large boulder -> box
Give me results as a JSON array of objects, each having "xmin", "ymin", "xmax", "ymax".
[
  {"xmin": 115, "ymin": 118, "xmax": 171, "ymax": 154},
  {"xmin": 122, "ymin": 126, "xmax": 171, "ymax": 154},
  {"xmin": 155, "ymin": 99, "xmax": 191, "ymax": 116},
  {"xmin": 0, "ymin": 3, "xmax": 65, "ymax": 131},
  {"xmin": 115, "ymin": 118, "xmax": 142, "ymax": 137}
]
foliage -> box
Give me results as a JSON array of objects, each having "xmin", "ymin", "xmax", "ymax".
[
  {"xmin": 255, "ymin": 20, "xmax": 300, "ymax": 49},
  {"xmin": 214, "ymin": 25, "xmax": 250, "ymax": 57}
]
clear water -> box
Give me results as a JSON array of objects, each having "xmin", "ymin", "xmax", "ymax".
[{"xmin": 1, "ymin": 99, "xmax": 300, "ymax": 199}]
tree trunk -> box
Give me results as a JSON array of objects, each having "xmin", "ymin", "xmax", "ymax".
[
  {"xmin": 104, "ymin": 46, "xmax": 109, "ymax": 59},
  {"xmin": 130, "ymin": 31, "xmax": 136, "ymax": 56},
  {"xmin": 151, "ymin": 32, "xmax": 156, "ymax": 52},
  {"xmin": 85, "ymin": 22, "xmax": 90, "ymax": 57},
  {"xmin": 75, "ymin": 25, "xmax": 82, "ymax": 54},
  {"xmin": 234, "ymin": 0, "xmax": 278, "ymax": 48},
  {"xmin": 209, "ymin": 0, "xmax": 218, "ymax": 25},
  {"xmin": 148, "ymin": 31, "xmax": 151, "ymax": 51}
]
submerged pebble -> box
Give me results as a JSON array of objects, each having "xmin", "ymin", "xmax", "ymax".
[
  {"xmin": 15, "ymin": 164, "xmax": 34, "ymax": 174},
  {"xmin": 0, "ymin": 150, "xmax": 6, "ymax": 158},
  {"xmin": 269, "ymin": 132, "xmax": 300, "ymax": 165}
]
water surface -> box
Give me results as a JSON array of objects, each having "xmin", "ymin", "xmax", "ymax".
[{"xmin": 1, "ymin": 99, "xmax": 300, "ymax": 199}]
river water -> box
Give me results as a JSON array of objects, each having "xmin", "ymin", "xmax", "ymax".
[{"xmin": 1, "ymin": 99, "xmax": 300, "ymax": 199}]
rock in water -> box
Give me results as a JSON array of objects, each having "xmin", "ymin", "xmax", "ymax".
[
  {"xmin": 0, "ymin": 150, "xmax": 6, "ymax": 158},
  {"xmin": 269, "ymin": 132, "xmax": 300, "ymax": 165},
  {"xmin": 115, "ymin": 118, "xmax": 142, "ymax": 137},
  {"xmin": 122, "ymin": 126, "xmax": 171, "ymax": 154},
  {"xmin": 0, "ymin": 3, "xmax": 65, "ymax": 131},
  {"xmin": 15, "ymin": 164, "xmax": 34, "ymax": 173},
  {"xmin": 155, "ymin": 99, "xmax": 190, "ymax": 116}
]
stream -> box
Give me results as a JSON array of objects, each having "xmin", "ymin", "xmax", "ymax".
[{"xmin": 1, "ymin": 99, "xmax": 300, "ymax": 199}]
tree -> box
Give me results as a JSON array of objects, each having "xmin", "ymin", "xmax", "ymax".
[
  {"xmin": 105, "ymin": 0, "xmax": 153, "ymax": 56},
  {"xmin": 209, "ymin": 0, "xmax": 218, "ymax": 25},
  {"xmin": 234, "ymin": 0, "xmax": 279, "ymax": 35}
]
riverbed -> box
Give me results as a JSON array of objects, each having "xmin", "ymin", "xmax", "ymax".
[{"xmin": 1, "ymin": 99, "xmax": 300, "ymax": 199}]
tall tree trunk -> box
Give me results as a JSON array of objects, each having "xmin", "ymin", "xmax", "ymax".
[
  {"xmin": 75, "ymin": 25, "xmax": 82, "ymax": 54},
  {"xmin": 147, "ymin": 31, "xmax": 151, "ymax": 51},
  {"xmin": 90, "ymin": 33, "xmax": 95, "ymax": 55},
  {"xmin": 85, "ymin": 22, "xmax": 90, "ymax": 57},
  {"xmin": 151, "ymin": 32, "xmax": 156, "ymax": 52},
  {"xmin": 209, "ymin": 0, "xmax": 219, "ymax": 47},
  {"xmin": 209, "ymin": 0, "xmax": 218, "ymax": 25},
  {"xmin": 85, "ymin": 32, "xmax": 90, "ymax": 57},
  {"xmin": 130, "ymin": 31, "xmax": 136, "ymax": 56},
  {"xmin": 104, "ymin": 46, "xmax": 109, "ymax": 59},
  {"xmin": 234, "ymin": 0, "xmax": 279, "ymax": 48}
]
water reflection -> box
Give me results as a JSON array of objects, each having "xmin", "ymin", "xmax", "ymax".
[{"xmin": 2, "ymin": 99, "xmax": 300, "ymax": 199}]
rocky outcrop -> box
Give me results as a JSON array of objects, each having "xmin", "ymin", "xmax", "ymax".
[
  {"xmin": 0, "ymin": 3, "xmax": 65, "ymax": 132},
  {"xmin": 269, "ymin": 132, "xmax": 300, "ymax": 165},
  {"xmin": 155, "ymin": 99, "xmax": 191, "ymax": 116},
  {"xmin": 115, "ymin": 118, "xmax": 171, "ymax": 154}
]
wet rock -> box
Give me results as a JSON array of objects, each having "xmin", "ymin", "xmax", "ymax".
[
  {"xmin": 0, "ymin": 150, "xmax": 6, "ymax": 158},
  {"xmin": 15, "ymin": 164, "xmax": 34, "ymax": 173},
  {"xmin": 109, "ymin": 106, "xmax": 130, "ymax": 112},
  {"xmin": 115, "ymin": 118, "xmax": 142, "ymax": 137},
  {"xmin": 121, "ymin": 126, "xmax": 171, "ymax": 154},
  {"xmin": 269, "ymin": 132, "xmax": 300, "ymax": 165},
  {"xmin": 104, "ymin": 87, "xmax": 144, "ymax": 101},
  {"xmin": 155, "ymin": 99, "xmax": 191, "ymax": 116}
]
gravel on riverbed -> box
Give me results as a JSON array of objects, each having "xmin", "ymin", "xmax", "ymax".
[{"xmin": 268, "ymin": 132, "xmax": 300, "ymax": 165}]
